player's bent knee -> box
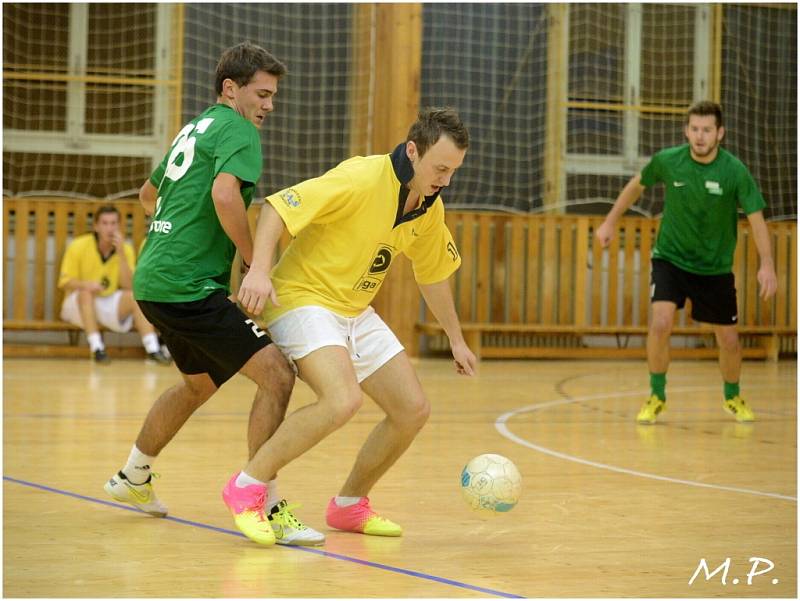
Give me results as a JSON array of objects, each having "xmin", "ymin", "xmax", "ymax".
[
  {"xmin": 326, "ymin": 388, "xmax": 363, "ymax": 428},
  {"xmin": 246, "ymin": 344, "xmax": 295, "ymax": 391},
  {"xmin": 183, "ymin": 378, "xmax": 217, "ymax": 404},
  {"xmin": 397, "ymin": 395, "xmax": 430, "ymax": 430},
  {"xmin": 264, "ymin": 344, "xmax": 295, "ymax": 390}
]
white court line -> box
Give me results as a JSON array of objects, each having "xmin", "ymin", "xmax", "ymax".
[{"xmin": 495, "ymin": 386, "xmax": 797, "ymax": 502}]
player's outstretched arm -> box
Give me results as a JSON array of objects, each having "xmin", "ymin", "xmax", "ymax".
[
  {"xmin": 419, "ymin": 279, "xmax": 476, "ymax": 376},
  {"xmin": 596, "ymin": 173, "xmax": 646, "ymax": 247},
  {"xmin": 746, "ymin": 210, "xmax": 778, "ymax": 300},
  {"xmin": 238, "ymin": 203, "xmax": 286, "ymax": 315}
]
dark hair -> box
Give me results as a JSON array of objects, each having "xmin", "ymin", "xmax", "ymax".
[
  {"xmin": 93, "ymin": 205, "xmax": 120, "ymax": 223},
  {"xmin": 406, "ymin": 107, "xmax": 469, "ymax": 157},
  {"xmin": 214, "ymin": 41, "xmax": 287, "ymax": 95},
  {"xmin": 687, "ymin": 101, "xmax": 723, "ymax": 128}
]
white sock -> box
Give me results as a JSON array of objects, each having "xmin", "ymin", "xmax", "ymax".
[
  {"xmin": 122, "ymin": 445, "xmax": 156, "ymax": 485},
  {"xmin": 235, "ymin": 471, "xmax": 266, "ymax": 489},
  {"xmin": 334, "ymin": 496, "xmax": 363, "ymax": 507},
  {"xmin": 266, "ymin": 479, "xmax": 280, "ymax": 509},
  {"xmin": 142, "ymin": 333, "xmax": 160, "ymax": 354},
  {"xmin": 87, "ymin": 332, "xmax": 104, "ymax": 352}
]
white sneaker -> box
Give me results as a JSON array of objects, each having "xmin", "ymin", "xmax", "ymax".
[
  {"xmin": 269, "ymin": 500, "xmax": 325, "ymax": 546},
  {"xmin": 104, "ymin": 471, "xmax": 168, "ymax": 517}
]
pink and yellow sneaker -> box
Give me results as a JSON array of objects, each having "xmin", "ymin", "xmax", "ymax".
[
  {"xmin": 221, "ymin": 472, "xmax": 275, "ymax": 546},
  {"xmin": 325, "ymin": 497, "xmax": 402, "ymax": 537}
]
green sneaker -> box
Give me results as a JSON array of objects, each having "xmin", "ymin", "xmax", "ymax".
[
  {"xmin": 269, "ymin": 500, "xmax": 325, "ymax": 546},
  {"xmin": 723, "ymin": 396, "xmax": 755, "ymax": 422},
  {"xmin": 636, "ymin": 395, "xmax": 665, "ymax": 424}
]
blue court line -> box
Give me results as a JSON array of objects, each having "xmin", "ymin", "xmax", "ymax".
[{"xmin": 3, "ymin": 475, "xmax": 525, "ymax": 599}]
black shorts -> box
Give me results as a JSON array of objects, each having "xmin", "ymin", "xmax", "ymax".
[
  {"xmin": 137, "ymin": 290, "xmax": 272, "ymax": 387},
  {"xmin": 650, "ymin": 258, "xmax": 738, "ymax": 325}
]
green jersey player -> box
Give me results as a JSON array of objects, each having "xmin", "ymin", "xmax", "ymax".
[
  {"xmin": 596, "ymin": 101, "xmax": 777, "ymax": 424},
  {"xmin": 104, "ymin": 42, "xmax": 323, "ymax": 547}
]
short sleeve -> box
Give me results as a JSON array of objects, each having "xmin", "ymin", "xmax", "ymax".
[
  {"xmin": 215, "ymin": 121, "xmax": 262, "ymax": 186},
  {"xmin": 58, "ymin": 240, "xmax": 81, "ymax": 289},
  {"xmin": 404, "ymin": 200, "xmax": 461, "ymax": 285},
  {"xmin": 639, "ymin": 151, "xmax": 664, "ymax": 188},
  {"xmin": 736, "ymin": 166, "xmax": 766, "ymax": 215},
  {"xmin": 149, "ymin": 159, "xmax": 167, "ymax": 189},
  {"xmin": 266, "ymin": 167, "xmax": 355, "ymax": 237}
]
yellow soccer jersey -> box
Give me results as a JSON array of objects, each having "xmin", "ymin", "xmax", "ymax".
[
  {"xmin": 58, "ymin": 233, "xmax": 136, "ymax": 297},
  {"xmin": 262, "ymin": 144, "xmax": 461, "ymax": 323}
]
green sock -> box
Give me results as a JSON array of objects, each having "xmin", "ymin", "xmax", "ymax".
[
  {"xmin": 724, "ymin": 381, "xmax": 740, "ymax": 400},
  {"xmin": 650, "ymin": 372, "xmax": 666, "ymax": 401}
]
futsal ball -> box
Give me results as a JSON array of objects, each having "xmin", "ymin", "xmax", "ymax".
[{"xmin": 460, "ymin": 453, "xmax": 522, "ymax": 516}]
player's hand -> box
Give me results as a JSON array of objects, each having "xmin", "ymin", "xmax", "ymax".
[
  {"xmin": 238, "ymin": 269, "xmax": 279, "ymax": 315},
  {"xmin": 757, "ymin": 263, "xmax": 778, "ymax": 301},
  {"xmin": 450, "ymin": 340, "xmax": 477, "ymax": 376},
  {"xmin": 84, "ymin": 281, "xmax": 104, "ymax": 294},
  {"xmin": 595, "ymin": 221, "xmax": 615, "ymax": 247},
  {"xmin": 111, "ymin": 231, "xmax": 125, "ymax": 252}
]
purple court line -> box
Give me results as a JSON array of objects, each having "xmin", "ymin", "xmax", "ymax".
[{"xmin": 4, "ymin": 475, "xmax": 525, "ymax": 599}]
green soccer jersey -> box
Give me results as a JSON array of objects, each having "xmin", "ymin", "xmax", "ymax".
[
  {"xmin": 134, "ymin": 104, "xmax": 262, "ymax": 301},
  {"xmin": 640, "ymin": 144, "xmax": 765, "ymax": 275}
]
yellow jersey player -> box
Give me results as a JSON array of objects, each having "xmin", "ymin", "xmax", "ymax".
[
  {"xmin": 58, "ymin": 204, "xmax": 170, "ymax": 365},
  {"xmin": 236, "ymin": 107, "xmax": 477, "ymax": 538}
]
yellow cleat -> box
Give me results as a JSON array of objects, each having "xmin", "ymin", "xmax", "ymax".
[
  {"xmin": 723, "ymin": 396, "xmax": 755, "ymax": 422},
  {"xmin": 362, "ymin": 515, "xmax": 403, "ymax": 537},
  {"xmin": 222, "ymin": 473, "xmax": 275, "ymax": 546},
  {"xmin": 636, "ymin": 395, "xmax": 666, "ymax": 424}
]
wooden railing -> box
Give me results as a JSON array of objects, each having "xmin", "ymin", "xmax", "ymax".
[
  {"xmin": 4, "ymin": 199, "xmax": 796, "ymax": 360},
  {"xmin": 417, "ymin": 212, "xmax": 796, "ymax": 360}
]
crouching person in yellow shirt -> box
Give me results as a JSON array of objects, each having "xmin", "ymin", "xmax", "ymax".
[{"xmin": 58, "ymin": 204, "xmax": 171, "ymax": 365}]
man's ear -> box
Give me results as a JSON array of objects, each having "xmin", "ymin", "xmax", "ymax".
[
  {"xmin": 220, "ymin": 78, "xmax": 237, "ymax": 100},
  {"xmin": 406, "ymin": 140, "xmax": 417, "ymax": 162}
]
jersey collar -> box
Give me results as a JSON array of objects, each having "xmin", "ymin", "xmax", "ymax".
[
  {"xmin": 94, "ymin": 232, "xmax": 116, "ymax": 263},
  {"xmin": 389, "ymin": 143, "xmax": 441, "ymax": 227}
]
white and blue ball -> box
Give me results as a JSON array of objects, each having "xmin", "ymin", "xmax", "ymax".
[{"xmin": 460, "ymin": 453, "xmax": 522, "ymax": 516}]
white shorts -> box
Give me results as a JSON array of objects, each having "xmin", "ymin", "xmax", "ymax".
[
  {"xmin": 266, "ymin": 305, "xmax": 404, "ymax": 383},
  {"xmin": 60, "ymin": 290, "xmax": 134, "ymax": 333}
]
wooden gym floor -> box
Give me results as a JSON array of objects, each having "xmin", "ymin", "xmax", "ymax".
[{"xmin": 3, "ymin": 357, "xmax": 796, "ymax": 598}]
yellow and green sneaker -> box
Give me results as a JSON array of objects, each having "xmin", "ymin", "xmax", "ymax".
[
  {"xmin": 104, "ymin": 471, "xmax": 167, "ymax": 517},
  {"xmin": 636, "ymin": 395, "xmax": 666, "ymax": 424},
  {"xmin": 269, "ymin": 500, "xmax": 325, "ymax": 546},
  {"xmin": 723, "ymin": 396, "xmax": 755, "ymax": 422}
]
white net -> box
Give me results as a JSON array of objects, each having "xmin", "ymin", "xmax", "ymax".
[
  {"xmin": 721, "ymin": 4, "xmax": 797, "ymax": 221},
  {"xmin": 421, "ymin": 4, "xmax": 550, "ymax": 213},
  {"xmin": 3, "ymin": 3, "xmax": 178, "ymax": 199},
  {"xmin": 181, "ymin": 3, "xmax": 365, "ymax": 200},
  {"xmin": 3, "ymin": 4, "xmax": 796, "ymax": 220},
  {"xmin": 420, "ymin": 4, "xmax": 796, "ymax": 220}
]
